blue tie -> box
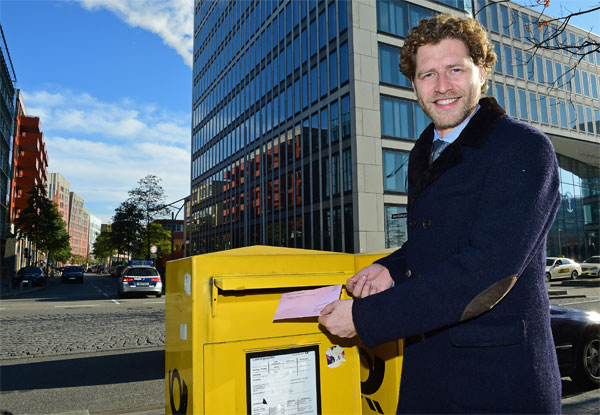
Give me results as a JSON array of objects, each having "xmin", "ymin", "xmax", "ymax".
[{"xmin": 430, "ymin": 139, "xmax": 450, "ymax": 164}]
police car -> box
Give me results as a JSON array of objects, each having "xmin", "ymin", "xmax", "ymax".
[{"xmin": 117, "ymin": 260, "xmax": 163, "ymax": 298}]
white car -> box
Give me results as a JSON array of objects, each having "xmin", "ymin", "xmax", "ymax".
[
  {"xmin": 545, "ymin": 257, "xmax": 582, "ymax": 282},
  {"xmin": 580, "ymin": 256, "xmax": 600, "ymax": 278}
]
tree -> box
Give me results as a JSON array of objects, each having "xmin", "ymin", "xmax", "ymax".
[
  {"xmin": 14, "ymin": 184, "xmax": 70, "ymax": 267},
  {"xmin": 131, "ymin": 223, "xmax": 172, "ymax": 259},
  {"xmin": 111, "ymin": 201, "xmax": 144, "ymax": 260},
  {"xmin": 92, "ymin": 229, "xmax": 116, "ymax": 264},
  {"xmin": 127, "ymin": 175, "xmax": 170, "ymax": 259}
]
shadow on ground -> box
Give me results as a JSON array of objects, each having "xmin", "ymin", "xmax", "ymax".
[{"xmin": 0, "ymin": 349, "xmax": 164, "ymax": 391}]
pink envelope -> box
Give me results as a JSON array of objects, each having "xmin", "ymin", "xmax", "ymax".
[{"xmin": 273, "ymin": 285, "xmax": 342, "ymax": 320}]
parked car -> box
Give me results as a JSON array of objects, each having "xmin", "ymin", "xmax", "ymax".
[
  {"xmin": 12, "ymin": 266, "xmax": 45, "ymax": 288},
  {"xmin": 551, "ymin": 305, "xmax": 600, "ymax": 388},
  {"xmin": 117, "ymin": 260, "xmax": 162, "ymax": 298},
  {"xmin": 61, "ymin": 265, "xmax": 84, "ymax": 284},
  {"xmin": 580, "ymin": 256, "xmax": 600, "ymax": 278},
  {"xmin": 545, "ymin": 257, "xmax": 582, "ymax": 282}
]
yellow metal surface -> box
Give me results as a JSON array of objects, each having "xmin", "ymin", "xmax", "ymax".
[{"xmin": 166, "ymin": 245, "xmax": 404, "ymax": 415}]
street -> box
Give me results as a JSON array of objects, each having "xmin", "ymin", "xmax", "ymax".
[{"xmin": 0, "ymin": 273, "xmax": 598, "ymax": 414}]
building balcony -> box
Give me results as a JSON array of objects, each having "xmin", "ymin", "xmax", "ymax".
[
  {"xmin": 16, "ymin": 152, "xmax": 43, "ymax": 171},
  {"xmin": 18, "ymin": 116, "xmax": 41, "ymax": 134},
  {"xmin": 16, "ymin": 133, "xmax": 42, "ymax": 152}
]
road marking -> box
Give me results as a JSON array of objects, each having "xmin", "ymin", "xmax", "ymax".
[{"xmin": 54, "ymin": 304, "xmax": 99, "ymax": 308}]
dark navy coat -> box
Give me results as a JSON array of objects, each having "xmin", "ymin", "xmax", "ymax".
[{"xmin": 353, "ymin": 98, "xmax": 562, "ymax": 413}]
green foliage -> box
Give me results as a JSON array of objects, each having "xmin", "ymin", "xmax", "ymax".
[
  {"xmin": 14, "ymin": 184, "xmax": 71, "ymax": 262},
  {"xmin": 111, "ymin": 201, "xmax": 144, "ymax": 256},
  {"xmin": 92, "ymin": 229, "xmax": 116, "ymax": 262},
  {"xmin": 132, "ymin": 223, "xmax": 171, "ymax": 259}
]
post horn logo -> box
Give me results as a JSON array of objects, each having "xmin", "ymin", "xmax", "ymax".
[{"xmin": 169, "ymin": 369, "xmax": 188, "ymax": 414}]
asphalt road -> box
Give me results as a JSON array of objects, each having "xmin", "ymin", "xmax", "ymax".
[{"xmin": 0, "ymin": 273, "xmax": 598, "ymax": 414}]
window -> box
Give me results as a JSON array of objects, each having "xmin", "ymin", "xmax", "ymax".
[
  {"xmin": 577, "ymin": 105, "xmax": 585, "ymax": 131},
  {"xmin": 493, "ymin": 42, "xmax": 502, "ymax": 73},
  {"xmin": 591, "ymin": 73, "xmax": 598, "ymax": 99},
  {"xmin": 540, "ymin": 96, "xmax": 548, "ymax": 124},
  {"xmin": 476, "ymin": 0, "xmax": 487, "ymax": 28},
  {"xmin": 536, "ymin": 56, "xmax": 544, "ymax": 83},
  {"xmin": 511, "ymin": 9, "xmax": 520, "ymax": 39},
  {"xmin": 545, "ymin": 59, "xmax": 554, "ymax": 85},
  {"xmin": 319, "ymin": 11, "xmax": 326, "ymax": 50},
  {"xmin": 526, "ymin": 53, "xmax": 534, "ymax": 81},
  {"xmin": 385, "ymin": 205, "xmax": 408, "ymax": 249},
  {"xmin": 341, "ymin": 94, "xmax": 350, "ymax": 139},
  {"xmin": 310, "ymin": 19, "xmax": 317, "ymax": 56},
  {"xmin": 343, "ymin": 148, "xmax": 352, "ymax": 192},
  {"xmin": 328, "ymin": 1, "xmax": 336, "ymax": 41},
  {"xmin": 495, "ymin": 83, "xmax": 505, "ymax": 109},
  {"xmin": 379, "ymin": 44, "xmax": 411, "ymax": 87},
  {"xmin": 559, "ymin": 100, "xmax": 567, "ymax": 128},
  {"xmin": 582, "ymin": 71, "xmax": 590, "ymax": 97},
  {"xmin": 586, "ymin": 107, "xmax": 594, "ymax": 133},
  {"xmin": 518, "ymin": 89, "xmax": 528, "ymax": 120},
  {"xmin": 489, "ymin": 1, "xmax": 499, "ymax": 33},
  {"xmin": 302, "ymin": 73, "xmax": 309, "ymax": 109},
  {"xmin": 574, "ymin": 69, "xmax": 582, "ymax": 94},
  {"xmin": 500, "ymin": 5, "xmax": 510, "ymax": 36},
  {"xmin": 339, "ymin": 0, "xmax": 347, "ymax": 33},
  {"xmin": 507, "ymin": 86, "xmax": 517, "ymax": 117},
  {"xmin": 320, "ymin": 58, "xmax": 328, "ymax": 97},
  {"xmin": 330, "ymin": 49, "xmax": 338, "ymax": 92},
  {"xmin": 311, "ymin": 65, "xmax": 318, "ymax": 103},
  {"xmin": 381, "ymin": 96, "xmax": 414, "ymax": 139},
  {"xmin": 555, "ymin": 62, "xmax": 563, "ymax": 89},
  {"xmin": 330, "ymin": 101, "xmax": 339, "ymax": 143},
  {"xmin": 549, "ymin": 98, "xmax": 558, "ymax": 126},
  {"xmin": 529, "ymin": 92, "xmax": 538, "ymax": 122},
  {"xmin": 503, "ymin": 45, "xmax": 513, "ymax": 76},
  {"xmin": 340, "ymin": 42, "xmax": 349, "ymax": 85},
  {"xmin": 377, "ymin": 0, "xmax": 407, "ymax": 37},
  {"xmin": 515, "ymin": 49, "xmax": 524, "ymax": 79},
  {"xmin": 383, "ymin": 150, "xmax": 409, "ymax": 192},
  {"xmin": 568, "ymin": 102, "xmax": 576, "ymax": 130}
]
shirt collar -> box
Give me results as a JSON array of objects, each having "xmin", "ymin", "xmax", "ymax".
[{"xmin": 433, "ymin": 104, "xmax": 480, "ymax": 144}]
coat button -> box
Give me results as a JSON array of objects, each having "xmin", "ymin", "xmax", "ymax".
[
  {"xmin": 406, "ymin": 269, "xmax": 412, "ymax": 278},
  {"xmin": 423, "ymin": 218, "xmax": 431, "ymax": 229},
  {"xmin": 409, "ymin": 219, "xmax": 417, "ymax": 228}
]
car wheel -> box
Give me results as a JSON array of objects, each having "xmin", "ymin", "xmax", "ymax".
[
  {"xmin": 118, "ymin": 291, "xmax": 125, "ymax": 299},
  {"xmin": 572, "ymin": 330, "xmax": 600, "ymax": 389},
  {"xmin": 155, "ymin": 292, "xmax": 162, "ymax": 298},
  {"xmin": 545, "ymin": 272, "xmax": 552, "ymax": 282},
  {"xmin": 571, "ymin": 270, "xmax": 579, "ymax": 280}
]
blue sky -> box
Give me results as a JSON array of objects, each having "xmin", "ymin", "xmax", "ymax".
[{"xmin": 0, "ymin": 0, "xmax": 598, "ymax": 224}]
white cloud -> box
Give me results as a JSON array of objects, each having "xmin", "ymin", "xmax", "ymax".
[
  {"xmin": 23, "ymin": 89, "xmax": 190, "ymax": 146},
  {"xmin": 26, "ymin": 87, "xmax": 191, "ymax": 224},
  {"xmin": 72, "ymin": 0, "xmax": 194, "ymax": 67}
]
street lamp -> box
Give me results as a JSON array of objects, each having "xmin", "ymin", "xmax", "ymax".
[{"xmin": 161, "ymin": 196, "xmax": 189, "ymax": 261}]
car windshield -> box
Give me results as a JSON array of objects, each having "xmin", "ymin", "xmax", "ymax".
[
  {"xmin": 19, "ymin": 267, "xmax": 42, "ymax": 275},
  {"xmin": 64, "ymin": 266, "xmax": 82, "ymax": 272},
  {"xmin": 583, "ymin": 256, "xmax": 600, "ymax": 264},
  {"xmin": 126, "ymin": 268, "xmax": 159, "ymax": 277}
]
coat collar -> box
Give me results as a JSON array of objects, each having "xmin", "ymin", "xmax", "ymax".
[{"xmin": 407, "ymin": 97, "xmax": 506, "ymax": 207}]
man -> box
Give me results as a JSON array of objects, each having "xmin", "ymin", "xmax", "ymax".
[{"xmin": 318, "ymin": 13, "xmax": 561, "ymax": 414}]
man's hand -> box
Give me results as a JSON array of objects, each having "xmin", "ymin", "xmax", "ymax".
[
  {"xmin": 346, "ymin": 263, "xmax": 393, "ymax": 298},
  {"xmin": 318, "ymin": 300, "xmax": 356, "ymax": 338}
]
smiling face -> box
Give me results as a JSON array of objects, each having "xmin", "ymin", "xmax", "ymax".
[{"xmin": 412, "ymin": 38, "xmax": 486, "ymax": 138}]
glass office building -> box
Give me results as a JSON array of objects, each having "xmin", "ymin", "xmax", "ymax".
[{"xmin": 190, "ymin": 0, "xmax": 599, "ymax": 260}]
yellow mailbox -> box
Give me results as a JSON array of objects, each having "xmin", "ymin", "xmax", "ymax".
[{"xmin": 166, "ymin": 246, "xmax": 403, "ymax": 414}]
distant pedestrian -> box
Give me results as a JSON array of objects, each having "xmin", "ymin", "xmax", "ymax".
[{"xmin": 319, "ymin": 13, "xmax": 561, "ymax": 413}]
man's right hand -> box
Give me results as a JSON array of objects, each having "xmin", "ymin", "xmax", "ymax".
[{"xmin": 346, "ymin": 263, "xmax": 393, "ymax": 298}]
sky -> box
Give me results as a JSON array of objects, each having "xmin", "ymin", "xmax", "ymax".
[{"xmin": 0, "ymin": 0, "xmax": 598, "ymax": 224}]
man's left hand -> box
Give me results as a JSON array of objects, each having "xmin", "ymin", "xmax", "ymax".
[{"xmin": 318, "ymin": 300, "xmax": 356, "ymax": 338}]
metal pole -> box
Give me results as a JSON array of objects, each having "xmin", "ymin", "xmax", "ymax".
[{"xmin": 171, "ymin": 211, "xmax": 174, "ymax": 260}]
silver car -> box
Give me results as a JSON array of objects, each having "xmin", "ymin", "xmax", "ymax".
[{"xmin": 117, "ymin": 263, "xmax": 163, "ymax": 298}]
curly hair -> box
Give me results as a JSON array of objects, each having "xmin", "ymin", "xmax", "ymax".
[{"xmin": 400, "ymin": 13, "xmax": 496, "ymax": 94}]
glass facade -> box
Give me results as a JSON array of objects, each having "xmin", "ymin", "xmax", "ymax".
[{"xmin": 191, "ymin": 0, "xmax": 352, "ymax": 254}]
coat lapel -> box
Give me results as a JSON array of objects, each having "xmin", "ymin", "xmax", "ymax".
[{"xmin": 407, "ymin": 97, "xmax": 506, "ymax": 208}]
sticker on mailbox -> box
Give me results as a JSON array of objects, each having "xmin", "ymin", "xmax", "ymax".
[{"xmin": 326, "ymin": 345, "xmax": 346, "ymax": 368}]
